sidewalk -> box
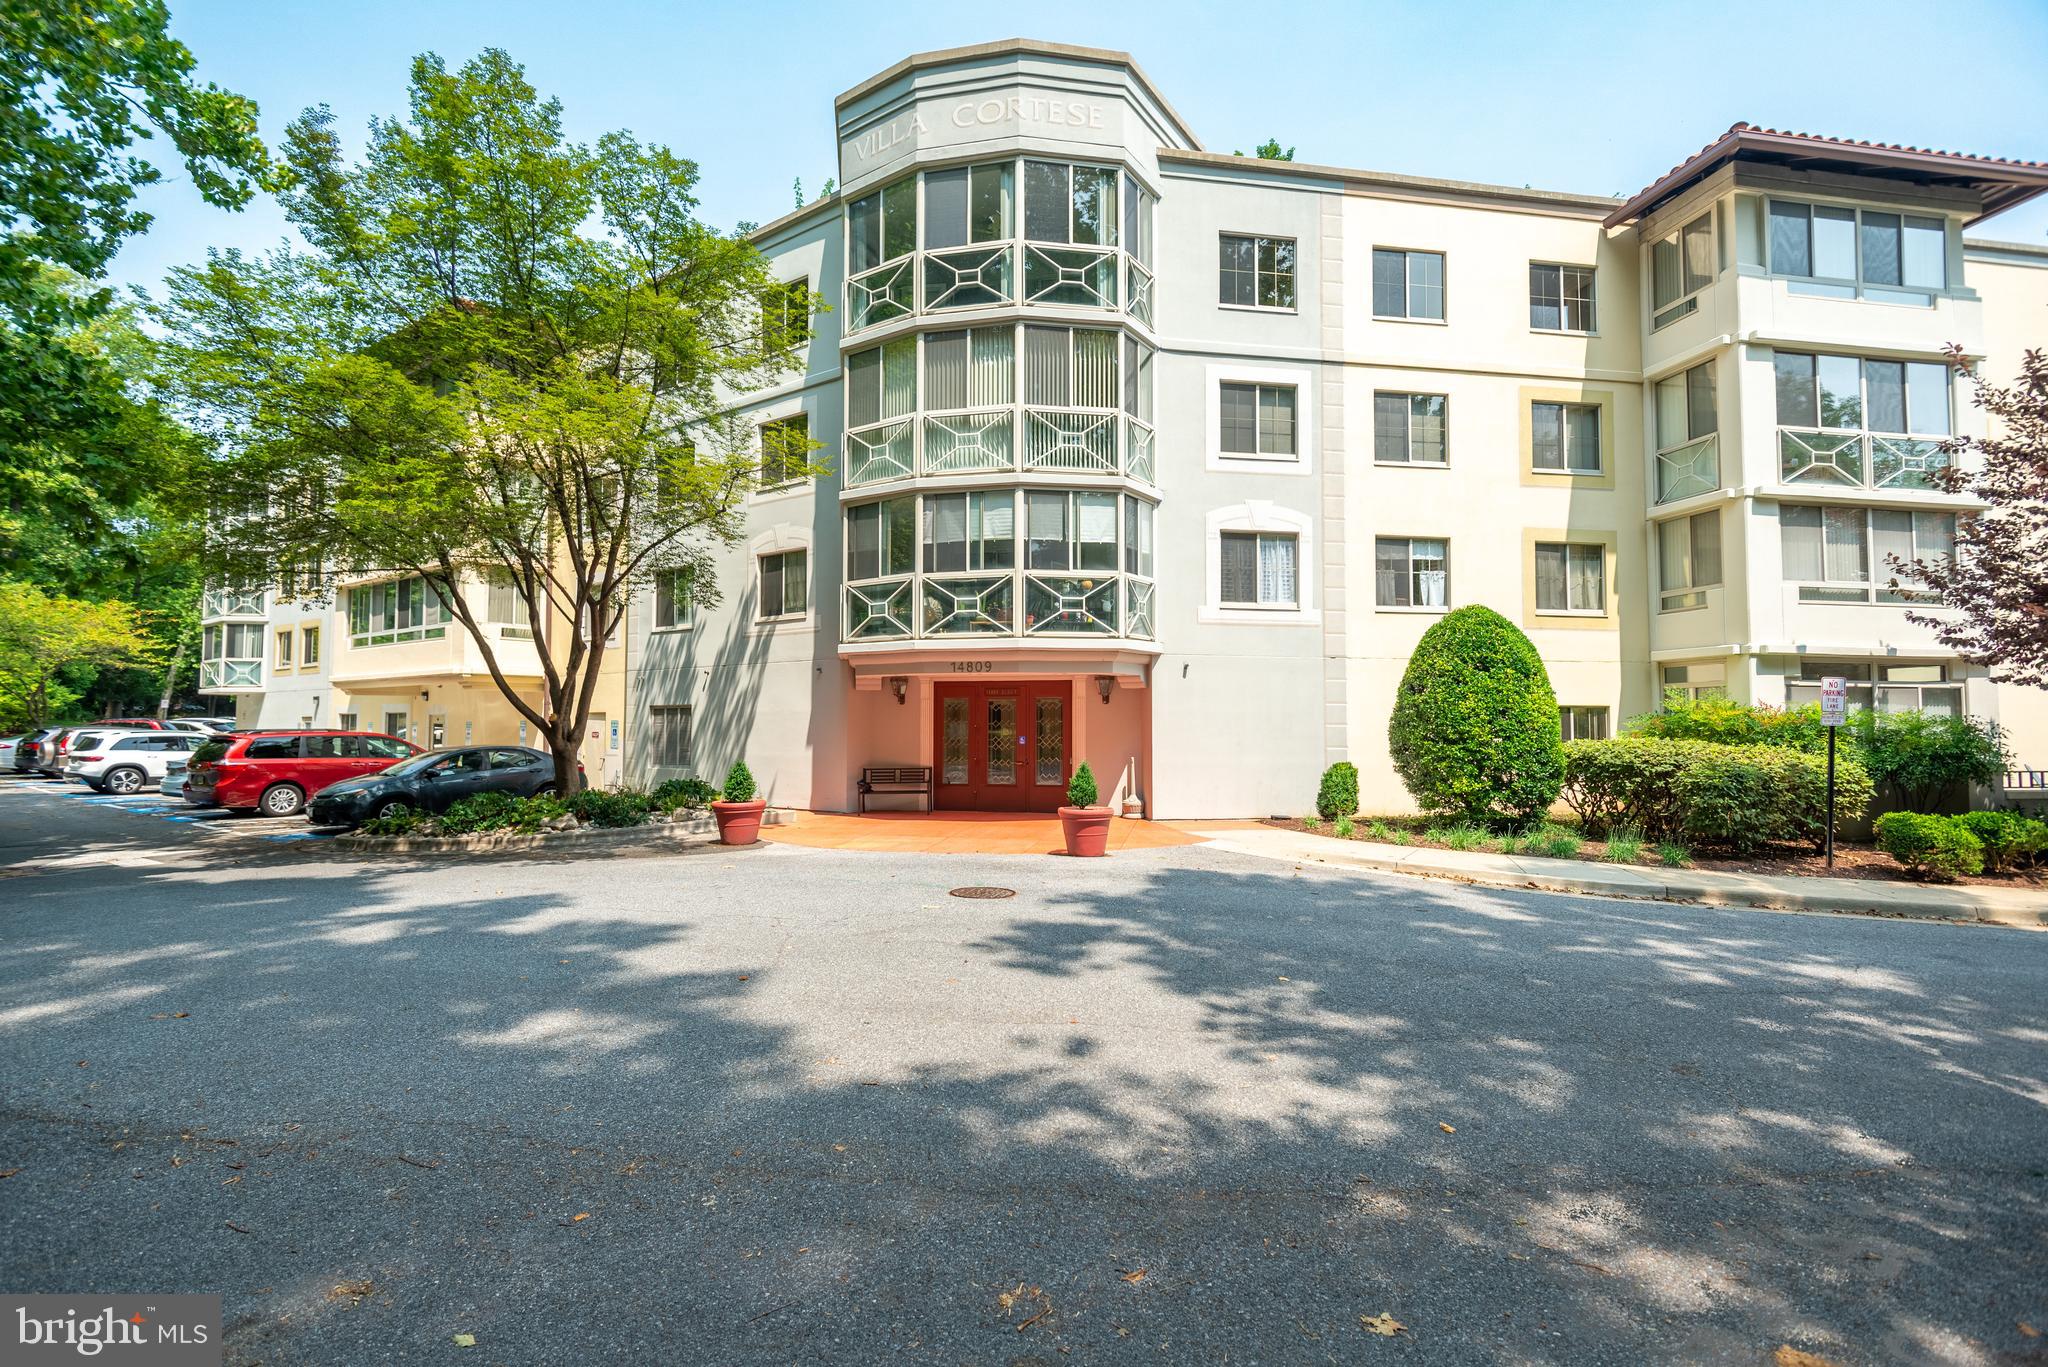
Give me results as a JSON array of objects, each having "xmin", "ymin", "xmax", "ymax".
[{"xmin": 1191, "ymin": 825, "xmax": 2048, "ymax": 929}]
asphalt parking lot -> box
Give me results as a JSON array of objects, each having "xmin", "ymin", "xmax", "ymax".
[{"xmin": 0, "ymin": 774, "xmax": 338, "ymax": 864}]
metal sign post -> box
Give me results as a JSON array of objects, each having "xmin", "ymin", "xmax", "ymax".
[{"xmin": 1819, "ymin": 676, "xmax": 1847, "ymax": 867}]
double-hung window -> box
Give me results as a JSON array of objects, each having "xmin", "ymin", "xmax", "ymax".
[
  {"xmin": 1780, "ymin": 505, "xmax": 1955, "ymax": 603},
  {"xmin": 1371, "ymin": 248, "xmax": 1445, "ymax": 320},
  {"xmin": 1373, "ymin": 393, "xmax": 1447, "ymax": 465},
  {"xmin": 301, "ymin": 626, "xmax": 320, "ymax": 666},
  {"xmin": 1375, "ymin": 537, "xmax": 1448, "ymax": 608},
  {"xmin": 1651, "ymin": 212, "xmax": 1715, "ymax": 329},
  {"xmin": 274, "ymin": 629, "xmax": 293, "ymax": 668},
  {"xmin": 1219, "ymin": 382, "xmax": 1297, "ymax": 457},
  {"xmin": 1774, "ymin": 351, "xmax": 1951, "ymax": 488},
  {"xmin": 1534, "ymin": 542, "xmax": 1605, "ymax": 614},
  {"xmin": 1532, "ymin": 402, "xmax": 1601, "ymax": 473},
  {"xmin": 653, "ymin": 567, "xmax": 694, "ymax": 629},
  {"xmin": 758, "ymin": 549, "xmax": 808, "ymax": 620},
  {"xmin": 1657, "ymin": 510, "xmax": 1723, "ymax": 612},
  {"xmin": 1654, "ymin": 362, "xmax": 1719, "ymax": 501},
  {"xmin": 760, "ymin": 414, "xmax": 810, "ymax": 489},
  {"xmin": 1529, "ymin": 263, "xmax": 1595, "ymax": 332},
  {"xmin": 1767, "ymin": 200, "xmax": 1946, "ymax": 302},
  {"xmin": 1218, "ymin": 234, "xmax": 1297, "ymax": 309},
  {"xmin": 1219, "ymin": 531, "xmax": 1298, "ymax": 607}
]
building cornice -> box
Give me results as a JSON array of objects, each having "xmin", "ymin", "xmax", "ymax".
[
  {"xmin": 834, "ymin": 38, "xmax": 1202, "ymax": 151},
  {"xmin": 1157, "ymin": 149, "xmax": 1618, "ymax": 218}
]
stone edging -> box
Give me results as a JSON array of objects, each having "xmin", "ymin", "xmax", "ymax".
[{"xmin": 333, "ymin": 810, "xmax": 770, "ymax": 854}]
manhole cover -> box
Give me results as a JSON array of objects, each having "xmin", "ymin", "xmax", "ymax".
[{"xmin": 949, "ymin": 886, "xmax": 1016, "ymax": 899}]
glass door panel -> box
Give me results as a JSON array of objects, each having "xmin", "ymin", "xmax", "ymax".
[
  {"xmin": 941, "ymin": 697, "xmax": 969, "ymax": 784},
  {"xmin": 1034, "ymin": 696, "xmax": 1064, "ymax": 785},
  {"xmin": 986, "ymin": 697, "xmax": 1017, "ymax": 785}
]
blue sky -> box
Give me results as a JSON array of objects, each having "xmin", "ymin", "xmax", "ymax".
[{"xmin": 107, "ymin": 0, "xmax": 2048, "ymax": 297}]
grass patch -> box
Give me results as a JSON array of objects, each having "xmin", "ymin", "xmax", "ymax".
[
  {"xmin": 1656, "ymin": 841, "xmax": 1693, "ymax": 868},
  {"xmin": 1603, "ymin": 827, "xmax": 1644, "ymax": 863},
  {"xmin": 1303, "ymin": 816, "xmax": 1323, "ymax": 831},
  {"xmin": 1332, "ymin": 815, "xmax": 1355, "ymax": 839}
]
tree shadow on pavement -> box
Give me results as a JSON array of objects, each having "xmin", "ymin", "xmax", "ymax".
[{"xmin": 0, "ymin": 846, "xmax": 2042, "ymax": 1365}]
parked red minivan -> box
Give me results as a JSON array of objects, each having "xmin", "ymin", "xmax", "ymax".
[{"xmin": 182, "ymin": 731, "xmax": 422, "ymax": 816}]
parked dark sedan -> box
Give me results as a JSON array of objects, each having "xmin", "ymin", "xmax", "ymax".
[{"xmin": 305, "ymin": 746, "xmax": 565, "ymax": 826}]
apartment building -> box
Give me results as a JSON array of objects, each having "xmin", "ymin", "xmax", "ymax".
[{"xmin": 208, "ymin": 39, "xmax": 2048, "ymax": 818}]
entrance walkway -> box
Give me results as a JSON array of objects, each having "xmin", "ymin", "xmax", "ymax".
[{"xmin": 760, "ymin": 811, "xmax": 1206, "ymax": 855}]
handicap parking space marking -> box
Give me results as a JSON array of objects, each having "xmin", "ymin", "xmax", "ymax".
[{"xmin": 263, "ymin": 830, "xmax": 339, "ymax": 842}]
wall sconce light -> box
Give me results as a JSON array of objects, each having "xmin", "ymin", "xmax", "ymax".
[
  {"xmin": 889, "ymin": 676, "xmax": 908, "ymax": 706},
  {"xmin": 1096, "ymin": 676, "xmax": 1114, "ymax": 704}
]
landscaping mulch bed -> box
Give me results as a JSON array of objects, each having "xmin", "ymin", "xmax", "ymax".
[{"xmin": 1260, "ymin": 818, "xmax": 2046, "ymax": 891}]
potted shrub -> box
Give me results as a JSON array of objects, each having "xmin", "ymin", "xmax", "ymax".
[
  {"xmin": 710, "ymin": 760, "xmax": 766, "ymax": 845},
  {"xmin": 1059, "ymin": 761, "xmax": 1112, "ymax": 858}
]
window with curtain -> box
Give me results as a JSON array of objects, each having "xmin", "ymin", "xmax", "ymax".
[
  {"xmin": 1373, "ymin": 392, "xmax": 1448, "ymax": 464},
  {"xmin": 1024, "ymin": 161, "xmax": 1118, "ymax": 246},
  {"xmin": 1220, "ymin": 532, "xmax": 1297, "ymax": 606},
  {"xmin": 1371, "ymin": 248, "xmax": 1445, "ymax": 319},
  {"xmin": 847, "ymin": 497, "xmax": 915, "ymax": 581},
  {"xmin": 921, "ymin": 494, "xmax": 971, "ymax": 574},
  {"xmin": 1532, "ymin": 402, "xmax": 1601, "ymax": 472},
  {"xmin": 1122, "ymin": 337, "xmax": 1154, "ymax": 421},
  {"xmin": 846, "ymin": 337, "xmax": 915, "ymax": 429},
  {"xmin": 301, "ymin": 626, "xmax": 319, "ymax": 665},
  {"xmin": 1786, "ymin": 661, "xmax": 1961, "ymax": 715},
  {"xmin": 1658, "ymin": 510, "xmax": 1722, "ymax": 611},
  {"xmin": 1123, "ymin": 499, "xmax": 1154, "ymax": 577},
  {"xmin": 1651, "ymin": 212, "xmax": 1715, "ymax": 326},
  {"xmin": 1559, "ymin": 706, "xmax": 1609, "ymax": 741},
  {"xmin": 1022, "ymin": 326, "xmax": 1117, "ymax": 408},
  {"xmin": 1782, "ymin": 505, "xmax": 1955, "ymax": 602},
  {"xmin": 1220, "ymin": 382, "xmax": 1298, "ymax": 456},
  {"xmin": 1529, "ymin": 263, "xmax": 1595, "ymax": 331},
  {"xmin": 1218, "ymin": 234, "xmax": 1297, "ymax": 309},
  {"xmin": 923, "ymin": 326, "xmax": 1015, "ymax": 410},
  {"xmin": 649, "ymin": 705, "xmax": 692, "ymax": 768},
  {"xmin": 1655, "ymin": 363, "xmax": 1717, "ymax": 450},
  {"xmin": 757, "ymin": 549, "xmax": 807, "ymax": 619},
  {"xmin": 1375, "ymin": 538, "xmax": 1449, "ymax": 608},
  {"xmin": 1025, "ymin": 490, "xmax": 1069, "ymax": 570},
  {"xmin": 1773, "ymin": 352, "xmax": 1950, "ymax": 435},
  {"xmin": 1535, "ymin": 542, "xmax": 1605, "ymax": 613},
  {"xmin": 1767, "ymin": 199, "xmax": 1946, "ymax": 297},
  {"xmin": 924, "ymin": 162, "xmax": 1013, "ymax": 249}
]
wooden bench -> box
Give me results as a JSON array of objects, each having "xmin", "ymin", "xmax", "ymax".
[{"xmin": 858, "ymin": 765, "xmax": 933, "ymax": 813}]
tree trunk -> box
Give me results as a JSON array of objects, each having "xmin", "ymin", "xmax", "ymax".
[
  {"xmin": 550, "ymin": 727, "xmax": 584, "ymax": 793},
  {"xmin": 157, "ymin": 629, "xmax": 192, "ymax": 720}
]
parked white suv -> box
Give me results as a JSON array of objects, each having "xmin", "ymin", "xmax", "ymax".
[
  {"xmin": 64, "ymin": 730, "xmax": 204, "ymax": 794},
  {"xmin": 170, "ymin": 717, "xmax": 236, "ymax": 735}
]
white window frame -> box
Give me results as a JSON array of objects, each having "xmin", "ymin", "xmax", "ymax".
[
  {"xmin": 1217, "ymin": 381, "xmax": 1299, "ymax": 459},
  {"xmin": 652, "ymin": 567, "xmax": 695, "ymax": 632},
  {"xmin": 1531, "ymin": 400, "xmax": 1603, "ymax": 475},
  {"xmin": 1661, "ymin": 661, "xmax": 1728, "ymax": 704},
  {"xmin": 1217, "ymin": 232, "xmax": 1298, "ymax": 312},
  {"xmin": 1374, "ymin": 536, "xmax": 1451, "ymax": 612},
  {"xmin": 749, "ymin": 524, "xmax": 812, "ymax": 628},
  {"xmin": 1765, "ymin": 197, "xmax": 1949, "ymax": 303},
  {"xmin": 1528, "ymin": 262, "xmax": 1596, "ymax": 334},
  {"xmin": 758, "ymin": 411, "xmax": 811, "ymax": 492},
  {"xmin": 1533, "ymin": 541, "xmax": 1606, "ymax": 616},
  {"xmin": 1784, "ymin": 661, "xmax": 1963, "ymax": 716},
  {"xmin": 1200, "ymin": 502, "xmax": 1318, "ymax": 624},
  {"xmin": 1218, "ymin": 530, "xmax": 1299, "ymax": 608},
  {"xmin": 1204, "ymin": 363, "xmax": 1314, "ymax": 473},
  {"xmin": 300, "ymin": 625, "xmax": 320, "ymax": 667},
  {"xmin": 1653, "ymin": 361, "xmax": 1720, "ymax": 503},
  {"xmin": 1650, "ymin": 211, "xmax": 1716, "ymax": 330},
  {"xmin": 1371, "ymin": 247, "xmax": 1446, "ymax": 322},
  {"xmin": 648, "ymin": 703, "xmax": 693, "ymax": 768},
  {"xmin": 1657, "ymin": 509, "xmax": 1723, "ymax": 612},
  {"xmin": 1779, "ymin": 504, "xmax": 1955, "ymax": 605}
]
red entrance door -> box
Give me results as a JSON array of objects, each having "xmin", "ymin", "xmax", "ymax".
[{"xmin": 934, "ymin": 682, "xmax": 1071, "ymax": 812}]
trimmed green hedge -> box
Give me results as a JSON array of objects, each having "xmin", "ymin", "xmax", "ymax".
[
  {"xmin": 1315, "ymin": 762, "xmax": 1359, "ymax": 820},
  {"xmin": 1873, "ymin": 811, "xmax": 1984, "ymax": 882},
  {"xmin": 1562, "ymin": 736, "xmax": 1873, "ymax": 853},
  {"xmin": 650, "ymin": 777, "xmax": 717, "ymax": 811},
  {"xmin": 1952, "ymin": 810, "xmax": 2046, "ymax": 874},
  {"xmin": 1388, "ymin": 606, "xmax": 1563, "ymax": 823}
]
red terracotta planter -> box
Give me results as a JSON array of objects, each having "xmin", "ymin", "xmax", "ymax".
[
  {"xmin": 1059, "ymin": 805, "xmax": 1112, "ymax": 857},
  {"xmin": 711, "ymin": 798, "xmax": 767, "ymax": 846}
]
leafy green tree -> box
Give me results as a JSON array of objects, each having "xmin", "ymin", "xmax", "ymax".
[
  {"xmin": 1388, "ymin": 606, "xmax": 1563, "ymax": 823},
  {"xmin": 155, "ymin": 50, "xmax": 817, "ymax": 789},
  {"xmin": 1, "ymin": 0, "xmax": 268, "ymax": 460},
  {"xmin": 0, "ymin": 579, "xmax": 163, "ymax": 727},
  {"xmin": 1232, "ymin": 138, "xmax": 1295, "ymax": 161}
]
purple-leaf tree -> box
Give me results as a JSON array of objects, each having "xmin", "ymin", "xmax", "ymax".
[{"xmin": 1890, "ymin": 345, "xmax": 2048, "ymax": 687}]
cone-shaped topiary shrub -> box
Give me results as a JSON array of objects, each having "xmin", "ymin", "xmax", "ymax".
[
  {"xmin": 1388, "ymin": 605, "xmax": 1563, "ymax": 824},
  {"xmin": 1067, "ymin": 761, "xmax": 1100, "ymax": 809},
  {"xmin": 721, "ymin": 760, "xmax": 757, "ymax": 804}
]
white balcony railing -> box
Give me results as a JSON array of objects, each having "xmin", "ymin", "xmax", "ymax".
[
  {"xmin": 1654, "ymin": 435, "xmax": 1719, "ymax": 504},
  {"xmin": 1779, "ymin": 429, "xmax": 1951, "ymax": 491},
  {"xmin": 842, "ymin": 571, "xmax": 1157, "ymax": 643},
  {"xmin": 201, "ymin": 588, "xmax": 266, "ymax": 620},
  {"xmin": 198, "ymin": 659, "xmax": 262, "ymax": 691},
  {"xmin": 846, "ymin": 409, "xmax": 1155, "ymax": 488},
  {"xmin": 844, "ymin": 242, "xmax": 1150, "ymax": 337}
]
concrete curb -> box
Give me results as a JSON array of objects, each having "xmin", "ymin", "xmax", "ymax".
[
  {"xmin": 1200, "ymin": 831, "xmax": 2048, "ymax": 929},
  {"xmin": 330, "ymin": 808, "xmax": 795, "ymax": 854}
]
